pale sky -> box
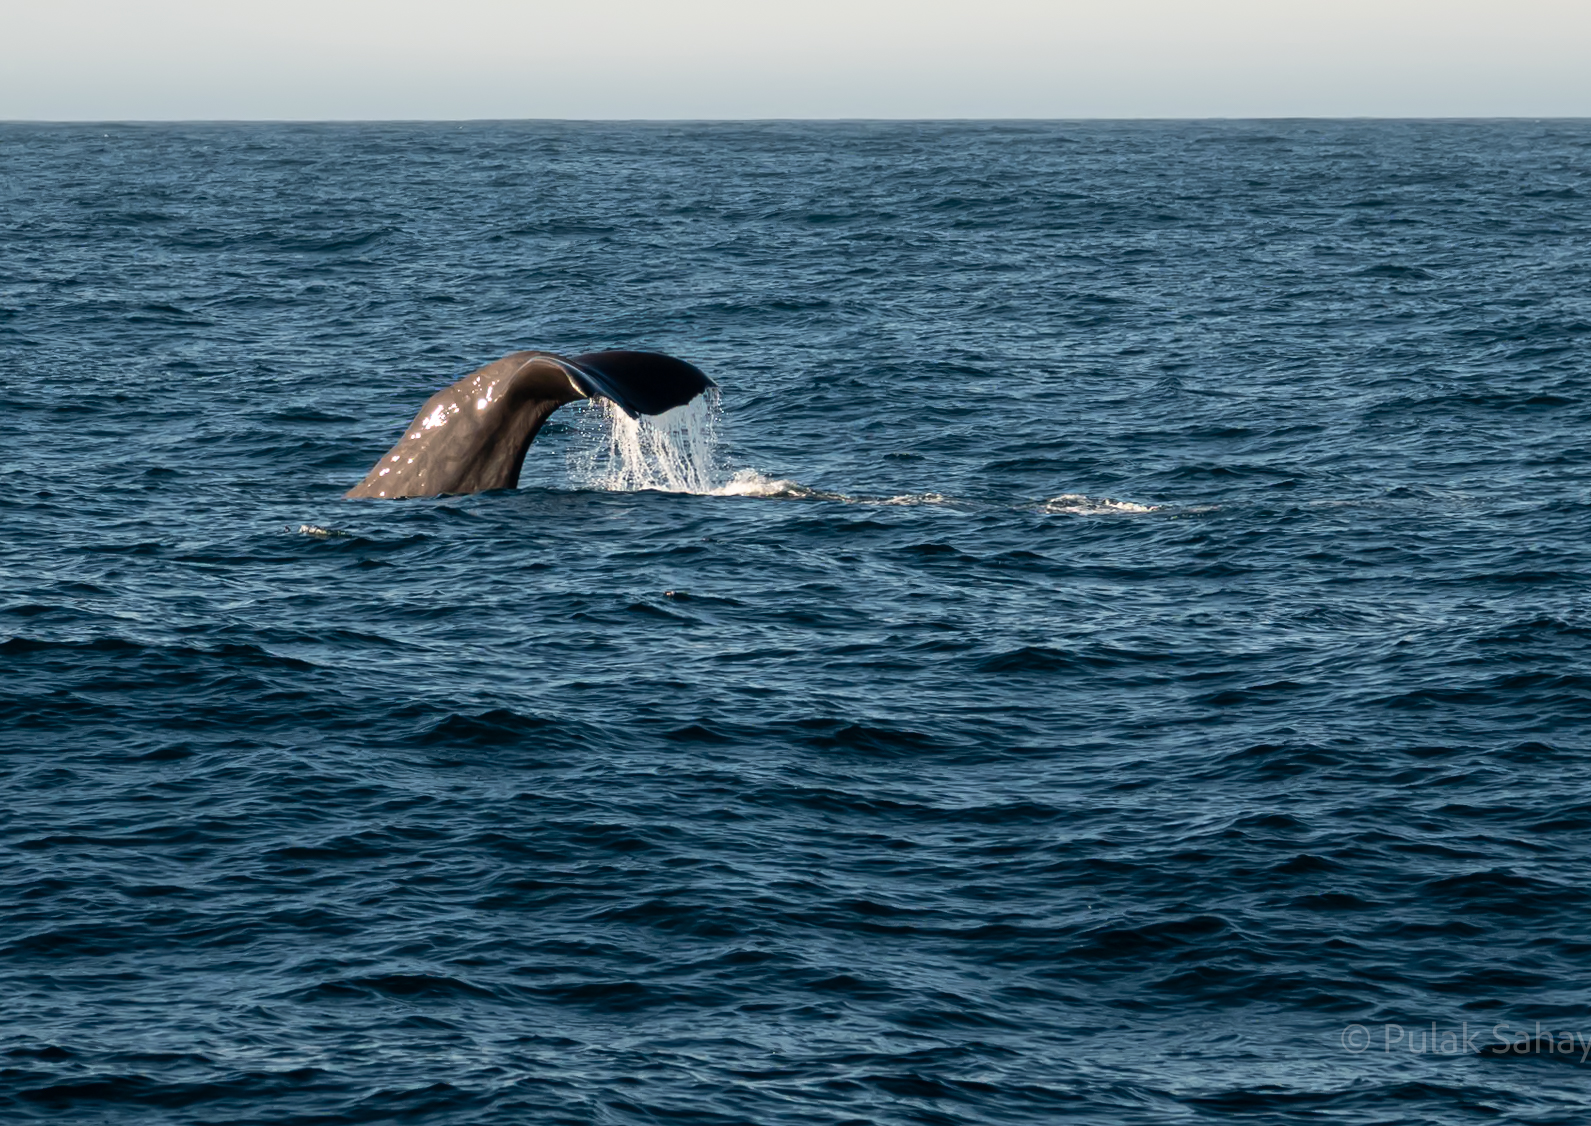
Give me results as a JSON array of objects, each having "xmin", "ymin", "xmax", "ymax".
[{"xmin": 3, "ymin": 1, "xmax": 1589, "ymax": 119}]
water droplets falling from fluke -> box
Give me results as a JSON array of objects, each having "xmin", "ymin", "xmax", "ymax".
[{"xmin": 569, "ymin": 391, "xmax": 722, "ymax": 494}]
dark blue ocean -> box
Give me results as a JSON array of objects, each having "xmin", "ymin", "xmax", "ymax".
[{"xmin": 3, "ymin": 121, "xmax": 1590, "ymax": 1124}]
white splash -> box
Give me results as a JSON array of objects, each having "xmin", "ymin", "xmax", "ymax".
[
  {"xmin": 569, "ymin": 393, "xmax": 722, "ymax": 494},
  {"xmin": 711, "ymin": 469, "xmax": 814, "ymax": 499},
  {"xmin": 562, "ymin": 395, "xmax": 999, "ymax": 511},
  {"xmin": 709, "ymin": 471, "xmax": 955, "ymax": 506},
  {"xmin": 1042, "ymin": 494, "xmax": 1159, "ymax": 515}
]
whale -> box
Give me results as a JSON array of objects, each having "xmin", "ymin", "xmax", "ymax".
[{"xmin": 347, "ymin": 350, "xmax": 714, "ymax": 499}]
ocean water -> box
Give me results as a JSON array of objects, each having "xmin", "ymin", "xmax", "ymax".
[{"xmin": 2, "ymin": 120, "xmax": 1590, "ymax": 1124}]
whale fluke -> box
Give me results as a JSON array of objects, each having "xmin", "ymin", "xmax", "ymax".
[{"xmin": 346, "ymin": 350, "xmax": 714, "ymax": 499}]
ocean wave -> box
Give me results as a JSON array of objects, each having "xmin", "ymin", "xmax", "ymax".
[{"xmin": 7, "ymin": 119, "xmax": 1591, "ymax": 1126}]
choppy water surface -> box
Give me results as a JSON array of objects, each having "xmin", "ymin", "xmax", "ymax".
[{"xmin": 3, "ymin": 121, "xmax": 1591, "ymax": 1124}]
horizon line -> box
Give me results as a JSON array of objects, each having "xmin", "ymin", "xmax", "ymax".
[{"xmin": 6, "ymin": 115, "xmax": 1591, "ymax": 126}]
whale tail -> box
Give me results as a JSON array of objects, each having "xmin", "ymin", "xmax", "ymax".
[
  {"xmin": 562, "ymin": 351, "xmax": 714, "ymax": 418},
  {"xmin": 345, "ymin": 349, "xmax": 715, "ymax": 499}
]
